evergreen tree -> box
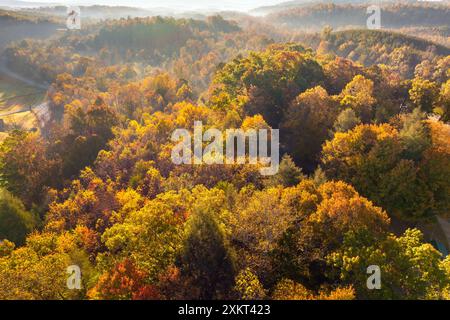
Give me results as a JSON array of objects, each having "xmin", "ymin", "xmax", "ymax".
[{"xmin": 179, "ymin": 208, "xmax": 236, "ymax": 299}]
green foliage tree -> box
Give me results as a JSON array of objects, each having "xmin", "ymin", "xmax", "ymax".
[
  {"xmin": 339, "ymin": 75, "xmax": 375, "ymax": 122},
  {"xmin": 398, "ymin": 108, "xmax": 431, "ymax": 161},
  {"xmin": 101, "ymin": 198, "xmax": 184, "ymax": 281},
  {"xmin": 272, "ymin": 278, "xmax": 355, "ymax": 300},
  {"xmin": 210, "ymin": 44, "xmax": 325, "ymax": 127},
  {"xmin": 0, "ymin": 232, "xmax": 91, "ymax": 300},
  {"xmin": 321, "ymin": 123, "xmax": 448, "ymax": 220},
  {"xmin": 234, "ymin": 268, "xmax": 266, "ymax": 300},
  {"xmin": 179, "ymin": 207, "xmax": 236, "ymax": 299},
  {"xmin": 328, "ymin": 229, "xmax": 450, "ymax": 299},
  {"xmin": 265, "ymin": 154, "xmax": 304, "ymax": 187},
  {"xmin": 0, "ymin": 188, "xmax": 37, "ymax": 246},
  {"xmin": 333, "ymin": 108, "xmax": 361, "ymax": 133},
  {"xmin": 409, "ymin": 77, "xmax": 440, "ymax": 113}
]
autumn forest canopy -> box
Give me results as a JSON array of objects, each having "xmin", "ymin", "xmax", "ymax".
[{"xmin": 0, "ymin": 0, "xmax": 449, "ymax": 300}]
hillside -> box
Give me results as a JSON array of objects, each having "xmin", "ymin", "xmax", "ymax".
[
  {"xmin": 0, "ymin": 9, "xmax": 61, "ymax": 52},
  {"xmin": 1, "ymin": 15, "xmax": 272, "ymax": 91},
  {"xmin": 293, "ymin": 28, "xmax": 450, "ymax": 77},
  {"xmin": 264, "ymin": 3, "xmax": 450, "ymax": 29},
  {"xmin": 22, "ymin": 5, "xmax": 162, "ymax": 20},
  {"xmin": 251, "ymin": 0, "xmax": 394, "ymax": 15}
]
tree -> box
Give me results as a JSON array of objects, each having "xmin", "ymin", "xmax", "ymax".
[
  {"xmin": 409, "ymin": 77, "xmax": 439, "ymax": 113},
  {"xmin": 210, "ymin": 44, "xmax": 325, "ymax": 127},
  {"xmin": 328, "ymin": 229, "xmax": 450, "ymax": 299},
  {"xmin": 398, "ymin": 108, "xmax": 431, "ymax": 161},
  {"xmin": 59, "ymin": 102, "xmax": 119, "ymax": 178},
  {"xmin": 323, "ymin": 57, "xmax": 363, "ymax": 95},
  {"xmin": 101, "ymin": 198, "xmax": 184, "ymax": 281},
  {"xmin": 230, "ymin": 185, "xmax": 300, "ymax": 284},
  {"xmin": 272, "ymin": 279, "xmax": 313, "ymax": 300},
  {"xmin": 179, "ymin": 206, "xmax": 236, "ymax": 299},
  {"xmin": 46, "ymin": 169, "xmax": 118, "ymax": 233},
  {"xmin": 272, "ymin": 278, "xmax": 355, "ymax": 300},
  {"xmin": 0, "ymin": 240, "xmax": 15, "ymax": 258},
  {"xmin": 282, "ymin": 86, "xmax": 339, "ymax": 171},
  {"xmin": 265, "ymin": 154, "xmax": 304, "ymax": 187},
  {"xmin": 271, "ymin": 181, "xmax": 390, "ymax": 288},
  {"xmin": 332, "ymin": 108, "xmax": 361, "ymax": 133},
  {"xmin": 0, "ymin": 188, "xmax": 37, "ymax": 246},
  {"xmin": 438, "ymin": 80, "xmax": 450, "ymax": 122},
  {"xmin": 0, "ymin": 131, "xmax": 60, "ymax": 208},
  {"xmin": 339, "ymin": 75, "xmax": 376, "ymax": 122},
  {"xmin": 321, "ymin": 123, "xmax": 446, "ymax": 220},
  {"xmin": 88, "ymin": 258, "xmax": 160, "ymax": 300},
  {"xmin": 176, "ymin": 83, "xmax": 194, "ymax": 101},
  {"xmin": 234, "ymin": 268, "xmax": 266, "ymax": 300},
  {"xmin": 0, "ymin": 232, "xmax": 91, "ymax": 300},
  {"xmin": 419, "ymin": 120, "xmax": 450, "ymax": 215}
]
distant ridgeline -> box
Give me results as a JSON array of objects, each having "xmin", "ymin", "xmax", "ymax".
[
  {"xmin": 89, "ymin": 16, "xmax": 241, "ymax": 63},
  {"xmin": 0, "ymin": 9, "xmax": 61, "ymax": 52},
  {"xmin": 265, "ymin": 3, "xmax": 450, "ymax": 29}
]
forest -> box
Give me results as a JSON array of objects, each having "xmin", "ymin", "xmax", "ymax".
[
  {"xmin": 265, "ymin": 3, "xmax": 450, "ymax": 29},
  {"xmin": 0, "ymin": 1, "xmax": 449, "ymax": 300}
]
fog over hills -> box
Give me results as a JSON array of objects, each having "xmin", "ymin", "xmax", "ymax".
[
  {"xmin": 0, "ymin": 0, "xmax": 58, "ymax": 7},
  {"xmin": 2, "ymin": 0, "xmax": 422, "ymax": 12},
  {"xmin": 0, "ymin": 0, "xmax": 288, "ymax": 11}
]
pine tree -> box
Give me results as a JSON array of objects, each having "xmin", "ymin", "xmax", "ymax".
[{"xmin": 179, "ymin": 208, "xmax": 236, "ymax": 299}]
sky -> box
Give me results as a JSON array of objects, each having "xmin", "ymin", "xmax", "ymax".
[{"xmin": 9, "ymin": 0, "xmax": 291, "ymax": 11}]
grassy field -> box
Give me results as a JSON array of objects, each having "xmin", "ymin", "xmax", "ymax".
[{"xmin": 0, "ymin": 72, "xmax": 45, "ymax": 137}]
